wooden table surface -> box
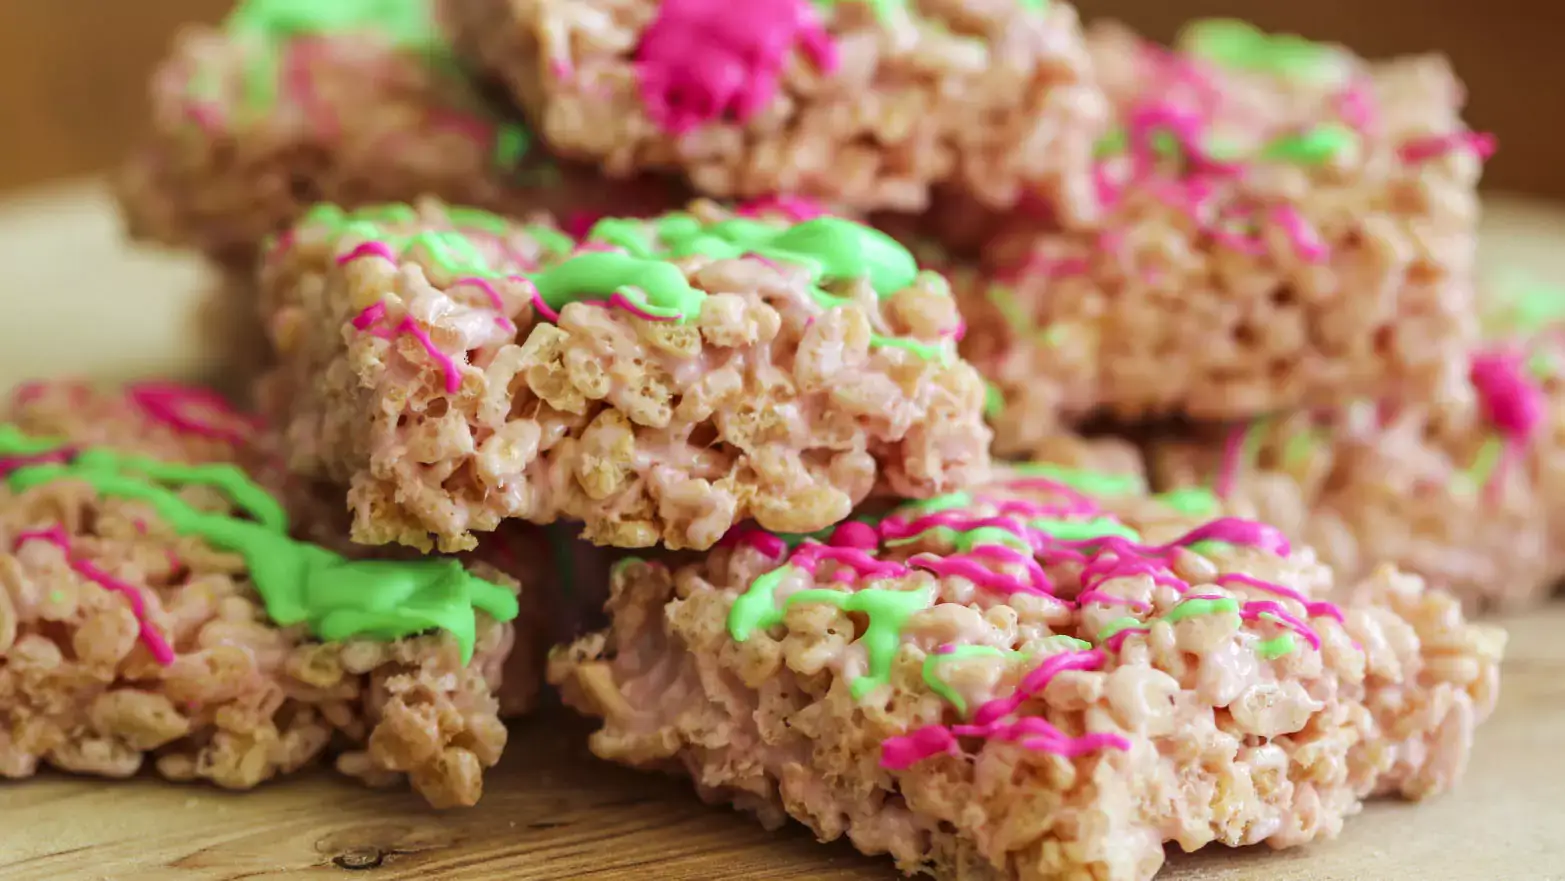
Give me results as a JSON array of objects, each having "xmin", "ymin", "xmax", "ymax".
[{"xmin": 1, "ymin": 182, "xmax": 1562, "ymax": 881}]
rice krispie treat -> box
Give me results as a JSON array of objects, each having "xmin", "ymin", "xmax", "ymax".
[
  {"xmin": 1149, "ymin": 282, "xmax": 1565, "ymax": 613},
  {"xmin": 0, "ymin": 382, "xmax": 530, "ymax": 807},
  {"xmin": 438, "ymin": 0, "xmax": 1106, "ymax": 221},
  {"xmin": 257, "ymin": 197, "xmax": 991, "ymax": 554},
  {"xmin": 963, "ymin": 19, "xmax": 1489, "ymax": 453},
  {"xmin": 118, "ymin": 0, "xmax": 681, "ymax": 265},
  {"xmin": 550, "ymin": 464, "xmax": 1503, "ymax": 880}
]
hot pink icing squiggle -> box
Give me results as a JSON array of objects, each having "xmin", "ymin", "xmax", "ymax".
[
  {"xmin": 14, "ymin": 526, "xmax": 175, "ymax": 665},
  {"xmin": 351, "ymin": 302, "xmax": 464, "ymax": 394},
  {"xmin": 127, "ymin": 383, "xmax": 262, "ymax": 447},
  {"xmin": 635, "ymin": 0, "xmax": 838, "ymax": 134},
  {"xmin": 881, "ymin": 649, "xmax": 1130, "ymax": 769}
]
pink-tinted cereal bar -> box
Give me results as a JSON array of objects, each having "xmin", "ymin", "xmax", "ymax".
[
  {"xmin": 0, "ymin": 382, "xmax": 530, "ymax": 808},
  {"xmin": 1148, "ymin": 292, "xmax": 1565, "ymax": 613},
  {"xmin": 550, "ymin": 464, "xmax": 1504, "ymax": 880},
  {"xmin": 962, "ymin": 19, "xmax": 1487, "ymax": 453},
  {"xmin": 257, "ymin": 198, "xmax": 990, "ymax": 553},
  {"xmin": 439, "ymin": 0, "xmax": 1106, "ymax": 219},
  {"xmin": 118, "ymin": 0, "xmax": 680, "ymax": 265}
]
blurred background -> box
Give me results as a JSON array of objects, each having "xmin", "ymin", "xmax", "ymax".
[{"xmin": 0, "ymin": 0, "xmax": 1561, "ymax": 198}]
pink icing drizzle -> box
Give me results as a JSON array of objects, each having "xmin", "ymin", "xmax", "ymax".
[
  {"xmin": 14, "ymin": 526, "xmax": 175, "ymax": 665},
  {"xmin": 127, "ymin": 383, "xmax": 262, "ymax": 447},
  {"xmin": 635, "ymin": 0, "xmax": 837, "ymax": 134},
  {"xmin": 737, "ymin": 195, "xmax": 829, "ymax": 222},
  {"xmin": 351, "ymin": 302, "xmax": 464, "ymax": 394},
  {"xmin": 1399, "ymin": 131, "xmax": 1497, "ymax": 165},
  {"xmin": 881, "ymin": 649, "xmax": 1131, "ymax": 769},
  {"xmin": 1469, "ymin": 348, "xmax": 1547, "ymax": 500}
]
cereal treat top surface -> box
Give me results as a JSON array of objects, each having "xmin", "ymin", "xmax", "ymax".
[
  {"xmin": 1149, "ymin": 273, "xmax": 1565, "ymax": 612},
  {"xmin": 554, "ymin": 462, "xmax": 1504, "ymax": 879},
  {"xmin": 967, "ymin": 19, "xmax": 1490, "ymax": 449},
  {"xmin": 119, "ymin": 0, "xmax": 611, "ymax": 262},
  {"xmin": 0, "ymin": 383, "xmax": 523, "ymax": 806},
  {"xmin": 441, "ymin": 0, "xmax": 1106, "ymax": 216},
  {"xmin": 261, "ymin": 198, "xmax": 991, "ymax": 553}
]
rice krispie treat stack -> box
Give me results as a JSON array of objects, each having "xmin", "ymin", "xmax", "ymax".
[
  {"xmin": 1147, "ymin": 277, "xmax": 1565, "ymax": 613},
  {"xmin": 0, "ymin": 381, "xmax": 533, "ymax": 807},
  {"xmin": 962, "ymin": 18, "xmax": 1491, "ymax": 454},
  {"xmin": 438, "ymin": 0, "xmax": 1106, "ymax": 222},
  {"xmin": 257, "ymin": 197, "xmax": 992, "ymax": 554},
  {"xmin": 118, "ymin": 0, "xmax": 682, "ymax": 266},
  {"xmin": 550, "ymin": 464, "xmax": 1505, "ymax": 880}
]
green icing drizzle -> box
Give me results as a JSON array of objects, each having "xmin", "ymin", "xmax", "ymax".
[
  {"xmin": 919, "ymin": 635, "xmax": 1086, "ymax": 715},
  {"xmin": 1032, "ymin": 517, "xmax": 1142, "ymax": 544},
  {"xmin": 728, "ymin": 565, "xmax": 932, "ymax": 700},
  {"xmin": 1180, "ymin": 18, "xmax": 1339, "ymax": 80},
  {"xmin": 1486, "ymin": 273, "xmax": 1565, "ymax": 337},
  {"xmin": 1256, "ymin": 632, "xmax": 1297, "ymax": 659},
  {"xmin": 1262, "ymin": 124, "xmax": 1359, "ymax": 164},
  {"xmin": 0, "ymin": 428, "xmax": 517, "ymax": 662},
  {"xmin": 1008, "ymin": 462, "xmax": 1142, "ymax": 497},
  {"xmin": 1098, "ymin": 596, "xmax": 1240, "ymax": 644},
  {"xmin": 1155, "ymin": 486, "xmax": 1220, "ymax": 516},
  {"xmin": 1164, "ymin": 595, "xmax": 1240, "ymax": 623},
  {"xmin": 984, "ymin": 382, "xmax": 1006, "ymax": 420},
  {"xmin": 1458, "ymin": 435, "xmax": 1504, "ymax": 493},
  {"xmin": 317, "ymin": 204, "xmax": 937, "ymax": 361},
  {"xmin": 1097, "ymin": 616, "xmax": 1143, "ymax": 642}
]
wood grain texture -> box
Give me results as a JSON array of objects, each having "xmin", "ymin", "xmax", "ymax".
[{"xmin": 0, "ymin": 185, "xmax": 1563, "ymax": 879}]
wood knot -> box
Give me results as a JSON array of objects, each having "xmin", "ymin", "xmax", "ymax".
[{"xmin": 332, "ymin": 848, "xmax": 387, "ymax": 871}]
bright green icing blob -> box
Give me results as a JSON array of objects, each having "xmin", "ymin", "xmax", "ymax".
[
  {"xmin": 0, "ymin": 427, "xmax": 66, "ymax": 458},
  {"xmin": 1008, "ymin": 462, "xmax": 1143, "ymax": 497},
  {"xmin": 1156, "ymin": 486, "xmax": 1220, "ymax": 516},
  {"xmin": 1528, "ymin": 349, "xmax": 1559, "ymax": 380},
  {"xmin": 590, "ymin": 213, "xmax": 920, "ymax": 299},
  {"xmin": 1164, "ymin": 596, "xmax": 1240, "ymax": 623},
  {"xmin": 1458, "ymin": 436, "xmax": 1504, "ymax": 493},
  {"xmin": 1180, "ymin": 18, "xmax": 1339, "ymax": 80},
  {"xmin": 920, "ymin": 645, "xmax": 1013, "ymax": 715},
  {"xmin": 308, "ymin": 202, "xmax": 565, "ymax": 277},
  {"xmin": 1263, "ymin": 124, "xmax": 1358, "ymax": 164},
  {"xmin": 67, "ymin": 448, "xmax": 289, "ymax": 533},
  {"xmin": 920, "ymin": 633, "xmax": 1087, "ymax": 715},
  {"xmin": 983, "ymin": 382, "xmax": 1005, "ymax": 420},
  {"xmin": 1032, "ymin": 517, "xmax": 1142, "ymax": 544},
  {"xmin": 1097, "ymin": 616, "xmax": 1143, "ymax": 642},
  {"xmin": 1487, "ymin": 273, "xmax": 1565, "ymax": 337},
  {"xmin": 533, "ymin": 252, "xmax": 703, "ymax": 321},
  {"xmin": 1185, "ymin": 540, "xmax": 1233, "ymax": 556},
  {"xmin": 1281, "ymin": 428, "xmax": 1317, "ymax": 469},
  {"xmin": 0, "ymin": 429, "xmax": 516, "ymax": 662},
  {"xmin": 493, "ymin": 124, "xmax": 532, "ymax": 170},
  {"xmin": 1256, "ymin": 632, "xmax": 1297, "ymax": 659},
  {"xmin": 886, "ymin": 524, "xmax": 1030, "ymax": 552},
  {"xmin": 1098, "ymin": 597, "xmax": 1240, "ymax": 644},
  {"xmin": 727, "ymin": 564, "xmax": 932, "ymax": 699},
  {"xmin": 227, "ymin": 0, "xmax": 443, "ymax": 52}
]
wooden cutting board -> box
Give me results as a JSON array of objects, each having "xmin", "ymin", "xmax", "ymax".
[{"xmin": 0, "ymin": 182, "xmax": 1562, "ymax": 881}]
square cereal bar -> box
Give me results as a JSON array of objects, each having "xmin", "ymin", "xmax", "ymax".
[
  {"xmin": 551, "ymin": 464, "xmax": 1504, "ymax": 880},
  {"xmin": 257, "ymin": 198, "xmax": 991, "ymax": 553},
  {"xmin": 1148, "ymin": 280, "xmax": 1565, "ymax": 613},
  {"xmin": 962, "ymin": 19, "xmax": 1487, "ymax": 453},
  {"xmin": 0, "ymin": 382, "xmax": 534, "ymax": 807},
  {"xmin": 118, "ymin": 0, "xmax": 681, "ymax": 264},
  {"xmin": 439, "ymin": 0, "xmax": 1105, "ymax": 218}
]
